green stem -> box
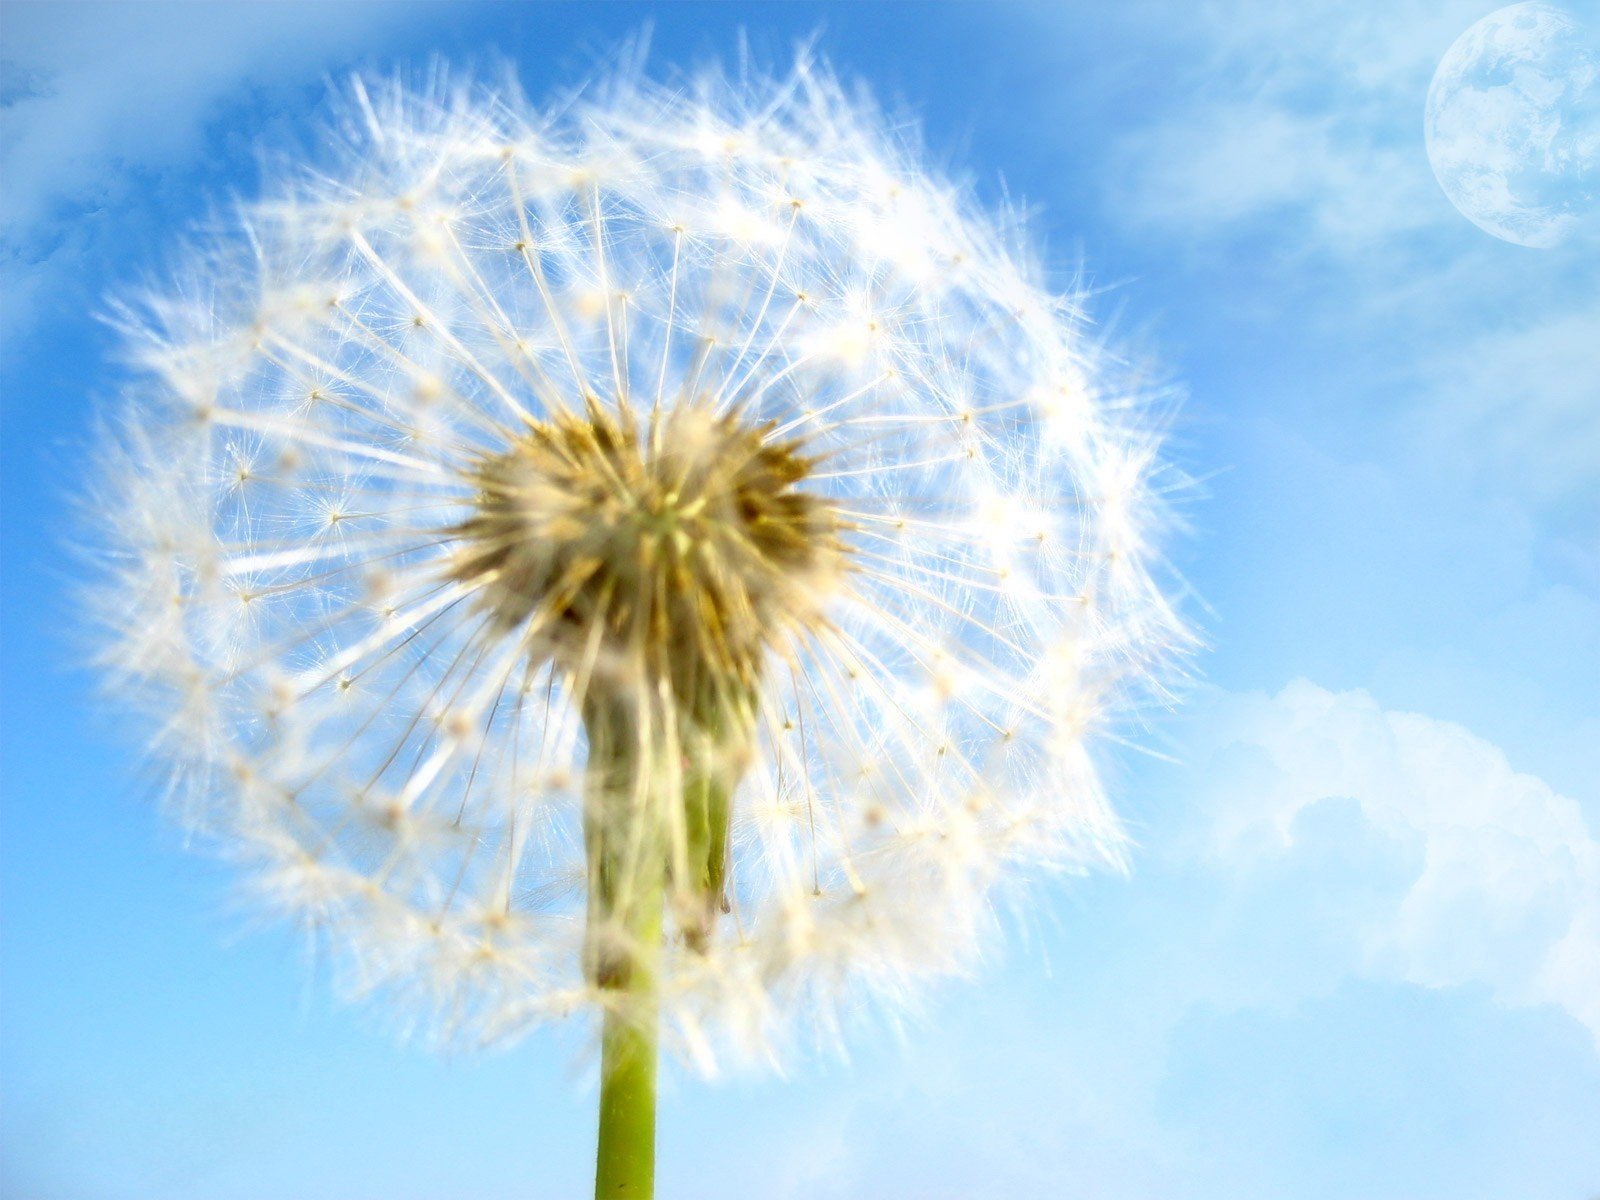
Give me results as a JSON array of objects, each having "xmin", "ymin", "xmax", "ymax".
[
  {"xmin": 584, "ymin": 697, "xmax": 748, "ymax": 1198},
  {"xmin": 586, "ymin": 698, "xmax": 662, "ymax": 1199},
  {"xmin": 595, "ymin": 989, "xmax": 659, "ymax": 1197}
]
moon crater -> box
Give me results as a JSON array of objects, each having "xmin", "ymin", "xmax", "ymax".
[{"xmin": 1425, "ymin": 2, "xmax": 1599, "ymax": 248}]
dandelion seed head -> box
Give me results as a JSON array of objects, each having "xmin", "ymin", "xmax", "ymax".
[
  {"xmin": 88, "ymin": 55, "xmax": 1190, "ymax": 1069},
  {"xmin": 448, "ymin": 400, "xmax": 844, "ymax": 720}
]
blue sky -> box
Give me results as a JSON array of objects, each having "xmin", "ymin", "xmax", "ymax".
[{"xmin": 2, "ymin": 2, "xmax": 1597, "ymax": 1197}]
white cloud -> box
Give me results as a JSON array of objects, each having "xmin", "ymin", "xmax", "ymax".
[
  {"xmin": 1189, "ymin": 679, "xmax": 1600, "ymax": 1040},
  {"xmin": 1103, "ymin": 1, "xmax": 1487, "ymax": 247},
  {"xmin": 0, "ymin": 1, "xmax": 426, "ymax": 340},
  {"xmin": 1411, "ymin": 300, "xmax": 1600, "ymax": 511},
  {"xmin": 1111, "ymin": 101, "xmax": 1444, "ymax": 248},
  {"xmin": 1090, "ymin": 0, "xmax": 1600, "ymax": 520},
  {"xmin": 671, "ymin": 678, "xmax": 1600, "ymax": 1195}
]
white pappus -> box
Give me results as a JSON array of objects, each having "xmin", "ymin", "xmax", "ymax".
[{"xmin": 88, "ymin": 54, "xmax": 1192, "ymax": 1073}]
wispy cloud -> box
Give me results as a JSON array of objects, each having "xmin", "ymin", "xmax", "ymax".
[
  {"xmin": 0, "ymin": 1, "xmax": 426, "ymax": 346},
  {"xmin": 1410, "ymin": 298, "xmax": 1600, "ymax": 515},
  {"xmin": 1110, "ymin": 101, "xmax": 1444, "ymax": 249},
  {"xmin": 1189, "ymin": 679, "xmax": 1600, "ymax": 1041},
  {"xmin": 1104, "ymin": 1, "xmax": 1484, "ymax": 252},
  {"xmin": 680, "ymin": 679, "xmax": 1600, "ymax": 1196},
  {"xmin": 1095, "ymin": 0, "xmax": 1600, "ymax": 522}
]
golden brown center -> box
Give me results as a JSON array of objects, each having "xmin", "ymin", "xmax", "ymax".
[{"xmin": 449, "ymin": 400, "xmax": 845, "ymax": 718}]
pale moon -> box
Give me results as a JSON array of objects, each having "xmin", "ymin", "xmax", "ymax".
[{"xmin": 1425, "ymin": 2, "xmax": 1599, "ymax": 248}]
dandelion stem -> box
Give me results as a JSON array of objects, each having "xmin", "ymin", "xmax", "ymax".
[
  {"xmin": 585, "ymin": 693, "xmax": 748, "ymax": 1198},
  {"xmin": 587, "ymin": 698, "xmax": 663, "ymax": 1199},
  {"xmin": 595, "ymin": 980, "xmax": 659, "ymax": 1198}
]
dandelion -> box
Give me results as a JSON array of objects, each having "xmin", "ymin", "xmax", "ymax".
[{"xmin": 90, "ymin": 56, "xmax": 1188, "ymax": 1197}]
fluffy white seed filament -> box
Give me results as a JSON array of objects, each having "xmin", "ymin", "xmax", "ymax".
[{"xmin": 90, "ymin": 60, "xmax": 1187, "ymax": 1067}]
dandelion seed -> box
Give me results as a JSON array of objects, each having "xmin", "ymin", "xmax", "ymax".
[{"xmin": 88, "ymin": 54, "xmax": 1189, "ymax": 1198}]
